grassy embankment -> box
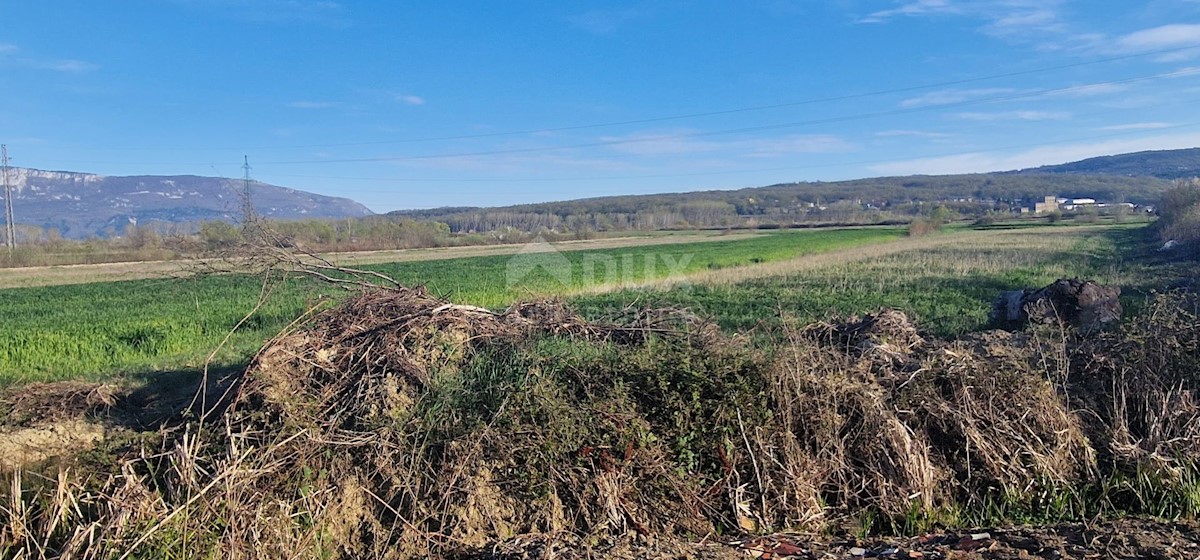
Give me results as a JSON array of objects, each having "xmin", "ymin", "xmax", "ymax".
[{"xmin": 0, "ymin": 227, "xmax": 899, "ymax": 385}]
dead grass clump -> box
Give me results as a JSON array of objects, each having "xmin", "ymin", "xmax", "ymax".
[
  {"xmin": 230, "ymin": 287, "xmax": 521, "ymax": 432},
  {"xmin": 11, "ymin": 286, "xmax": 764, "ymax": 559},
  {"xmin": 801, "ymin": 309, "xmax": 925, "ymax": 372},
  {"xmin": 202, "ymin": 287, "xmax": 627, "ymax": 557},
  {"xmin": 903, "ymin": 335, "xmax": 1095, "ymax": 499},
  {"xmin": 1072, "ymin": 293, "xmax": 1200, "ymax": 477},
  {"xmin": 760, "ymin": 336, "xmax": 943, "ymax": 525},
  {"xmin": 759, "ymin": 310, "xmax": 1095, "ymax": 528}
]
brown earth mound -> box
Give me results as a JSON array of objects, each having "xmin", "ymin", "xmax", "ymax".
[
  {"xmin": 991, "ymin": 278, "xmax": 1122, "ymax": 334},
  {"xmin": 0, "ymin": 382, "xmax": 117, "ymax": 470}
]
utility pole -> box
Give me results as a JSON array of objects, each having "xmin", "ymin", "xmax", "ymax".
[
  {"xmin": 240, "ymin": 155, "xmax": 257, "ymax": 226},
  {"xmin": 1, "ymin": 145, "xmax": 15, "ymax": 252}
]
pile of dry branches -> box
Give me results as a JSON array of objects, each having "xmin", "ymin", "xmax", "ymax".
[{"xmin": 2, "ymin": 291, "xmax": 1199, "ymax": 559}]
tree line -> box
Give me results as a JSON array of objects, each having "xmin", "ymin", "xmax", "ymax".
[
  {"xmin": 392, "ymin": 172, "xmax": 1169, "ymax": 233},
  {"xmin": 0, "ymin": 171, "xmax": 1177, "ymax": 268}
]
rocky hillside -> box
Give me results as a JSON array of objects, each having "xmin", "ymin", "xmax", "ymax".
[{"xmin": 1, "ymin": 168, "xmax": 373, "ymax": 238}]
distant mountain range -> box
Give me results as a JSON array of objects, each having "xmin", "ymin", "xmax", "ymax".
[
  {"xmin": 0, "ymin": 168, "xmax": 373, "ymax": 238},
  {"xmin": 3, "ymin": 148, "xmax": 1196, "ymax": 239},
  {"xmin": 1013, "ymin": 148, "xmax": 1200, "ymax": 179}
]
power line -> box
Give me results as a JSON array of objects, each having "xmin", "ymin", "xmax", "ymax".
[
  {"xmin": 238, "ymin": 44, "xmax": 1200, "ymax": 151},
  {"xmin": 256, "ymin": 120, "xmax": 1200, "ymax": 188},
  {"xmin": 26, "ymin": 52, "xmax": 1200, "ymax": 170},
  {"xmin": 257, "ymin": 67, "xmax": 1200, "ymax": 166},
  {"xmin": 38, "ymin": 44, "xmax": 1195, "ymax": 163}
]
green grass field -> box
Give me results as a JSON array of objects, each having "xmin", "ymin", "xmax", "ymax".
[
  {"xmin": 573, "ymin": 223, "xmax": 1154, "ymax": 338},
  {"xmin": 0, "ymin": 223, "xmax": 1173, "ymax": 386},
  {"xmin": 0, "ymin": 227, "xmax": 901, "ymax": 384}
]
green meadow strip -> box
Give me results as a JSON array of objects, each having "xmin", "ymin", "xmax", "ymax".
[{"xmin": 0, "ymin": 228, "xmax": 900, "ymax": 384}]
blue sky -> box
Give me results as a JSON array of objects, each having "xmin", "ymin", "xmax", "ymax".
[{"xmin": 1, "ymin": 1, "xmax": 1199, "ymax": 212}]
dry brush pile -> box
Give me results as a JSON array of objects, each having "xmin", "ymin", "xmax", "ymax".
[{"xmin": 2, "ymin": 286, "xmax": 1199, "ymax": 559}]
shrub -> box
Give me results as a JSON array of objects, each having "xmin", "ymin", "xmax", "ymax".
[
  {"xmin": 199, "ymin": 220, "xmax": 242, "ymax": 250},
  {"xmin": 907, "ymin": 218, "xmax": 941, "ymax": 237}
]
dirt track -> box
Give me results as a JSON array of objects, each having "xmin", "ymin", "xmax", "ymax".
[
  {"xmin": 468, "ymin": 518, "xmax": 1200, "ymax": 558},
  {"xmin": 711, "ymin": 518, "xmax": 1200, "ymax": 559}
]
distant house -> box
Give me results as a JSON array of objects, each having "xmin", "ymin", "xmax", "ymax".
[
  {"xmin": 1034, "ymin": 195, "xmax": 1059, "ymax": 214},
  {"xmin": 1060, "ymin": 198, "xmax": 1097, "ymax": 211}
]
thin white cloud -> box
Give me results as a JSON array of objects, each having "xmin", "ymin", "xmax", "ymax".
[
  {"xmin": 875, "ymin": 130, "xmax": 955, "ymax": 139},
  {"xmin": 899, "ymin": 88, "xmax": 1014, "ymax": 108},
  {"xmin": 3, "ymin": 136, "xmax": 47, "ymax": 145},
  {"xmin": 392, "ymin": 152, "xmax": 641, "ymax": 175},
  {"xmin": 567, "ymin": 8, "xmax": 647, "ymax": 34},
  {"xmin": 1115, "ymin": 23, "xmax": 1200, "ymax": 52},
  {"xmin": 981, "ymin": 9, "xmax": 1064, "ymax": 40},
  {"xmin": 986, "ymin": 8, "xmax": 1057, "ymax": 29},
  {"xmin": 869, "ymin": 131, "xmax": 1200, "ymax": 175},
  {"xmin": 1168, "ymin": 66, "xmax": 1200, "ymax": 77},
  {"xmin": 601, "ymin": 131, "xmax": 721, "ymax": 156},
  {"xmin": 43, "ymin": 59, "xmax": 98, "ymax": 72},
  {"xmin": 953, "ymin": 110, "xmax": 1071, "ymax": 121},
  {"xmin": 1098, "ymin": 122, "xmax": 1174, "ymax": 131},
  {"xmin": 287, "ymin": 100, "xmax": 342, "ymax": 109},
  {"xmin": 859, "ymin": 0, "xmax": 960, "ymax": 23},
  {"xmin": 743, "ymin": 135, "xmax": 855, "ymax": 157},
  {"xmin": 21, "ymin": 58, "xmax": 99, "ymax": 73},
  {"xmin": 0, "ymin": 43, "xmax": 97, "ymax": 72},
  {"xmin": 397, "ymin": 95, "xmax": 425, "ymax": 106},
  {"xmin": 600, "ymin": 131, "xmax": 852, "ymax": 157},
  {"xmin": 173, "ymin": 0, "xmax": 350, "ymax": 26},
  {"xmin": 860, "ymin": 0, "xmax": 1066, "ymax": 39},
  {"xmin": 1043, "ymin": 82, "xmax": 1128, "ymax": 98}
]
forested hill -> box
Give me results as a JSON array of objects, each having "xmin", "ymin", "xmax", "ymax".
[
  {"xmin": 390, "ymin": 172, "xmax": 1169, "ymax": 232},
  {"xmin": 1014, "ymin": 148, "xmax": 1200, "ymax": 179}
]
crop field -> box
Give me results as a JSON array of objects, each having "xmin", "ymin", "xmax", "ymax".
[
  {"xmin": 0, "ymin": 227, "xmax": 900, "ymax": 384},
  {"xmin": 574, "ymin": 223, "xmax": 1150, "ymax": 338}
]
